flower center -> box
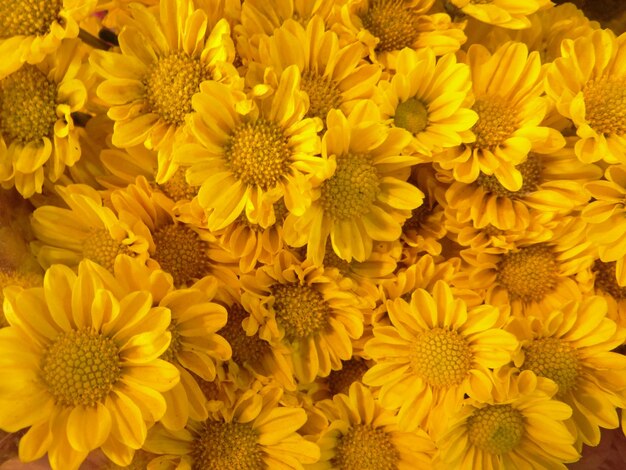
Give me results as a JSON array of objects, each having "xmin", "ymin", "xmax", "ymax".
[
  {"xmin": 322, "ymin": 245, "xmax": 352, "ymax": 273},
  {"xmin": 219, "ymin": 303, "xmax": 272, "ymax": 365},
  {"xmin": 496, "ymin": 245, "xmax": 559, "ymax": 303},
  {"xmin": 143, "ymin": 52, "xmax": 211, "ymax": 127},
  {"xmin": 271, "ymin": 283, "xmax": 330, "ymax": 341},
  {"xmin": 191, "ymin": 421, "xmax": 262, "ymax": 470},
  {"xmin": 471, "ymin": 96, "xmax": 518, "ymax": 149},
  {"xmin": 521, "ymin": 337, "xmax": 580, "ymax": 397},
  {"xmin": 359, "ymin": 0, "xmax": 420, "ymax": 52},
  {"xmin": 160, "ymin": 321, "xmax": 182, "ymax": 363},
  {"xmin": 224, "ymin": 118, "xmax": 291, "ymax": 191},
  {"xmin": 40, "ymin": 328, "xmax": 121, "ymax": 407},
  {"xmin": 301, "ymin": 70, "xmax": 342, "ymax": 120},
  {"xmin": 409, "ymin": 327, "xmax": 472, "ymax": 388},
  {"xmin": 319, "ymin": 153, "xmax": 380, "ymax": 220},
  {"xmin": 327, "ymin": 358, "xmax": 369, "ymax": 395},
  {"xmin": 394, "ymin": 98, "xmax": 429, "ymax": 134},
  {"xmin": 467, "ymin": 404, "xmax": 524, "ymax": 455},
  {"xmin": 158, "ymin": 169, "xmax": 198, "ymax": 202},
  {"xmin": 152, "ymin": 224, "xmax": 211, "ymax": 287},
  {"xmin": 82, "ymin": 229, "xmax": 132, "ymax": 271},
  {"xmin": 476, "ymin": 154, "xmax": 542, "ymax": 197},
  {"xmin": 331, "ymin": 424, "xmax": 400, "ymax": 470},
  {"xmin": 593, "ymin": 260, "xmax": 626, "ymax": 299},
  {"xmin": 402, "ymin": 198, "xmax": 433, "ymax": 232},
  {"xmin": 0, "ymin": 0, "xmax": 63, "ymax": 38},
  {"xmin": 583, "ymin": 76, "xmax": 626, "ymax": 136},
  {"xmin": 0, "ymin": 65, "xmax": 57, "ymax": 144}
]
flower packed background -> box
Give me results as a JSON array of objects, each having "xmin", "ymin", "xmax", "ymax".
[{"xmin": 1, "ymin": 0, "xmax": 626, "ymax": 469}]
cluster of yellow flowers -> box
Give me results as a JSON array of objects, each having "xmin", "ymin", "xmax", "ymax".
[{"xmin": 1, "ymin": 0, "xmax": 626, "ymax": 469}]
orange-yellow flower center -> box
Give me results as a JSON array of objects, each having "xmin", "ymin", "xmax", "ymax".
[
  {"xmin": 583, "ymin": 76, "xmax": 626, "ymax": 136},
  {"xmin": 472, "ymin": 96, "xmax": 518, "ymax": 149},
  {"xmin": 271, "ymin": 283, "xmax": 330, "ymax": 341},
  {"xmin": 320, "ymin": 153, "xmax": 380, "ymax": 220},
  {"xmin": 0, "ymin": 0, "xmax": 63, "ymax": 38},
  {"xmin": 359, "ymin": 0, "xmax": 420, "ymax": 52},
  {"xmin": 219, "ymin": 303, "xmax": 272, "ymax": 366},
  {"xmin": 158, "ymin": 169, "xmax": 198, "ymax": 202},
  {"xmin": 332, "ymin": 424, "xmax": 400, "ymax": 470},
  {"xmin": 327, "ymin": 358, "xmax": 369, "ymax": 395},
  {"xmin": 467, "ymin": 404, "xmax": 524, "ymax": 455},
  {"xmin": 409, "ymin": 327, "xmax": 472, "ymax": 388},
  {"xmin": 224, "ymin": 118, "xmax": 291, "ymax": 190},
  {"xmin": 144, "ymin": 52, "xmax": 211, "ymax": 127},
  {"xmin": 594, "ymin": 260, "xmax": 626, "ymax": 299},
  {"xmin": 152, "ymin": 223, "xmax": 211, "ymax": 287},
  {"xmin": 522, "ymin": 337, "xmax": 580, "ymax": 397},
  {"xmin": 402, "ymin": 197, "xmax": 432, "ymax": 232},
  {"xmin": 41, "ymin": 328, "xmax": 121, "ymax": 407},
  {"xmin": 476, "ymin": 154, "xmax": 542, "ymax": 197},
  {"xmin": 394, "ymin": 98, "xmax": 429, "ymax": 134},
  {"xmin": 82, "ymin": 228, "xmax": 131, "ymax": 271},
  {"xmin": 191, "ymin": 421, "xmax": 262, "ymax": 470},
  {"xmin": 160, "ymin": 321, "xmax": 182, "ymax": 363},
  {"xmin": 496, "ymin": 244, "xmax": 559, "ymax": 303},
  {"xmin": 301, "ymin": 70, "xmax": 342, "ymax": 120},
  {"xmin": 0, "ymin": 65, "xmax": 57, "ymax": 144}
]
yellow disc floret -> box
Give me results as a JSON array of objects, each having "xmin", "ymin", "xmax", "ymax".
[
  {"xmin": 472, "ymin": 96, "xmax": 518, "ymax": 149},
  {"xmin": 82, "ymin": 229, "xmax": 131, "ymax": 271},
  {"xmin": 476, "ymin": 154, "xmax": 542, "ymax": 197},
  {"xmin": 158, "ymin": 169, "xmax": 198, "ymax": 202},
  {"xmin": 521, "ymin": 337, "xmax": 580, "ymax": 396},
  {"xmin": 0, "ymin": 65, "xmax": 57, "ymax": 144},
  {"xmin": 467, "ymin": 404, "xmax": 525, "ymax": 455},
  {"xmin": 271, "ymin": 284, "xmax": 330, "ymax": 341},
  {"xmin": 496, "ymin": 245, "xmax": 558, "ymax": 302},
  {"xmin": 359, "ymin": 0, "xmax": 420, "ymax": 52},
  {"xmin": 594, "ymin": 260, "xmax": 626, "ymax": 299},
  {"xmin": 160, "ymin": 321, "xmax": 182, "ymax": 363},
  {"xmin": 0, "ymin": 0, "xmax": 63, "ymax": 38},
  {"xmin": 394, "ymin": 98, "xmax": 429, "ymax": 134},
  {"xmin": 300, "ymin": 70, "xmax": 342, "ymax": 120},
  {"xmin": 224, "ymin": 119, "xmax": 291, "ymax": 190},
  {"xmin": 409, "ymin": 328, "xmax": 472, "ymax": 388},
  {"xmin": 40, "ymin": 328, "xmax": 121, "ymax": 407},
  {"xmin": 191, "ymin": 421, "xmax": 262, "ymax": 470},
  {"xmin": 583, "ymin": 77, "xmax": 626, "ymax": 136},
  {"xmin": 219, "ymin": 303, "xmax": 272, "ymax": 365},
  {"xmin": 332, "ymin": 424, "xmax": 400, "ymax": 470}
]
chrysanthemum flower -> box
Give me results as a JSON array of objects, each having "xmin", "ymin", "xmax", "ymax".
[
  {"xmin": 507, "ymin": 296, "xmax": 626, "ymax": 448},
  {"xmin": 283, "ymin": 103, "xmax": 423, "ymax": 265},
  {"xmin": 364, "ymin": 280, "xmax": 518, "ymax": 431},
  {"xmin": 437, "ymin": 41, "xmax": 565, "ymax": 190},
  {"xmin": 241, "ymin": 251, "xmax": 364, "ymax": 384},
  {"xmin": 446, "ymin": 0, "xmax": 552, "ymax": 30},
  {"xmin": 545, "ymin": 29, "xmax": 626, "ymax": 164},
  {"xmin": 175, "ymin": 65, "xmax": 325, "ymax": 231},
  {"xmin": 436, "ymin": 367, "xmax": 579, "ymax": 469},
  {"xmin": 90, "ymin": 0, "xmax": 239, "ymax": 182},
  {"xmin": 143, "ymin": 384, "xmax": 321, "ymax": 469},
  {"xmin": 592, "ymin": 260, "xmax": 626, "ymax": 328},
  {"xmin": 309, "ymin": 382, "xmax": 435, "ymax": 469},
  {"xmin": 0, "ymin": 258, "xmax": 179, "ymax": 469},
  {"xmin": 375, "ymin": 46, "xmax": 477, "ymax": 157},
  {"xmin": 0, "ymin": 39, "xmax": 89, "ymax": 198}
]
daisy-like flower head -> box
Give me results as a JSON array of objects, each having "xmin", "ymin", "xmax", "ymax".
[
  {"xmin": 592, "ymin": 260, "xmax": 626, "ymax": 328},
  {"xmin": 90, "ymin": 0, "xmax": 239, "ymax": 182},
  {"xmin": 546, "ymin": 29, "xmax": 626, "ymax": 164},
  {"xmin": 446, "ymin": 0, "xmax": 552, "ymax": 30},
  {"xmin": 0, "ymin": 0, "xmax": 96, "ymax": 78},
  {"xmin": 0, "ymin": 257, "xmax": 179, "ymax": 469},
  {"xmin": 363, "ymin": 280, "xmax": 518, "ymax": 432},
  {"xmin": 507, "ymin": 296, "xmax": 626, "ymax": 448},
  {"xmin": 143, "ymin": 384, "xmax": 321, "ymax": 469},
  {"xmin": 437, "ymin": 367, "xmax": 579, "ymax": 469},
  {"xmin": 0, "ymin": 39, "xmax": 89, "ymax": 198},
  {"xmin": 437, "ymin": 41, "xmax": 565, "ymax": 190},
  {"xmin": 283, "ymin": 102, "xmax": 423, "ymax": 265},
  {"xmin": 30, "ymin": 184, "xmax": 150, "ymax": 270},
  {"xmin": 375, "ymin": 46, "xmax": 477, "ymax": 157},
  {"xmin": 241, "ymin": 251, "xmax": 365, "ymax": 384},
  {"xmin": 310, "ymin": 382, "xmax": 435, "ymax": 469},
  {"xmin": 175, "ymin": 64, "xmax": 325, "ymax": 231}
]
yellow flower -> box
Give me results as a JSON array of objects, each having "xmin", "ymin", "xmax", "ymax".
[
  {"xmin": 364, "ymin": 280, "xmax": 518, "ymax": 432},
  {"xmin": 437, "ymin": 41, "xmax": 565, "ymax": 190},
  {"xmin": 546, "ymin": 29, "xmax": 626, "ymax": 164},
  {"xmin": 309, "ymin": 382, "xmax": 435, "ymax": 469},
  {"xmin": 447, "ymin": 0, "xmax": 552, "ymax": 30},
  {"xmin": 507, "ymin": 296, "xmax": 626, "ymax": 448},
  {"xmin": 0, "ymin": 257, "xmax": 179, "ymax": 469},
  {"xmin": 0, "ymin": 0, "xmax": 96, "ymax": 78},
  {"xmin": 143, "ymin": 384, "xmax": 321, "ymax": 469},
  {"xmin": 283, "ymin": 103, "xmax": 423, "ymax": 265},
  {"xmin": 436, "ymin": 367, "xmax": 579, "ymax": 469},
  {"xmin": 0, "ymin": 39, "xmax": 89, "ymax": 198},
  {"xmin": 592, "ymin": 260, "xmax": 626, "ymax": 328}
]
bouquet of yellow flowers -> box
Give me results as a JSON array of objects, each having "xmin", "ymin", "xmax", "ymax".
[{"xmin": 1, "ymin": 1, "xmax": 626, "ymax": 469}]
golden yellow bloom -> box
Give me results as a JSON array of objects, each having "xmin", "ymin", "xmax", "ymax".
[
  {"xmin": 436, "ymin": 367, "xmax": 579, "ymax": 469},
  {"xmin": 0, "ymin": 39, "xmax": 88, "ymax": 198},
  {"xmin": 447, "ymin": 0, "xmax": 552, "ymax": 29},
  {"xmin": 364, "ymin": 281, "xmax": 518, "ymax": 431},
  {"xmin": 592, "ymin": 260, "xmax": 626, "ymax": 328},
  {"xmin": 0, "ymin": 257, "xmax": 179, "ymax": 469},
  {"xmin": 309, "ymin": 382, "xmax": 435, "ymax": 469},
  {"xmin": 546, "ymin": 29, "xmax": 626, "ymax": 164}
]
